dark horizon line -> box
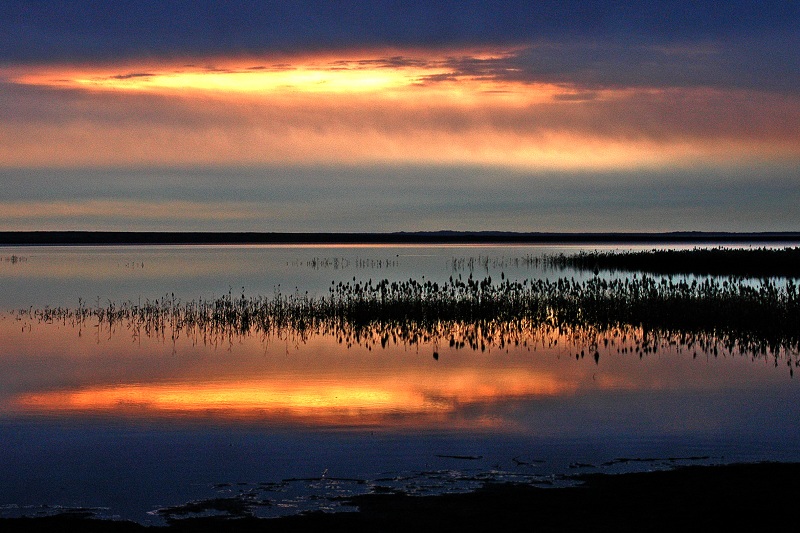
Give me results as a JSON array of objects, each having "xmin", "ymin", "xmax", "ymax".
[{"xmin": 2, "ymin": 230, "xmax": 800, "ymax": 246}]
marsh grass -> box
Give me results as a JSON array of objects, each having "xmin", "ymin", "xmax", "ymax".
[
  {"xmin": 542, "ymin": 247, "xmax": 800, "ymax": 277},
  {"xmin": 451, "ymin": 255, "xmax": 539, "ymax": 274},
  {"xmin": 289, "ymin": 257, "xmax": 399, "ymax": 270},
  {"xmin": 15, "ymin": 274, "xmax": 800, "ymax": 373}
]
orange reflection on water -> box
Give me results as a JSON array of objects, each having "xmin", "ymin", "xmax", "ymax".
[
  {"xmin": 5, "ymin": 313, "xmax": 789, "ymax": 430},
  {"xmin": 13, "ymin": 367, "xmax": 573, "ymax": 428}
]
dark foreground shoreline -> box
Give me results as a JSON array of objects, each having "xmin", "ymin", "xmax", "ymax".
[
  {"xmin": 3, "ymin": 462, "xmax": 799, "ymax": 532},
  {"xmin": 3, "ymin": 230, "xmax": 800, "ymax": 246}
]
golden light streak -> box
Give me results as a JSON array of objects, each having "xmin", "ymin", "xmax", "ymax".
[
  {"xmin": 8, "ymin": 50, "xmax": 588, "ymax": 105},
  {"xmin": 70, "ymin": 67, "xmax": 433, "ymax": 94},
  {"xmin": 13, "ymin": 371, "xmax": 572, "ymax": 427},
  {"xmin": 5, "ymin": 119, "xmax": 783, "ymax": 170}
]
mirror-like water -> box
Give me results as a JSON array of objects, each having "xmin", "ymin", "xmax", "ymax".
[{"xmin": 1, "ymin": 244, "xmax": 798, "ymax": 524}]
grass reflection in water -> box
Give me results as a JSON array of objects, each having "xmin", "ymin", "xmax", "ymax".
[{"xmin": 15, "ymin": 274, "xmax": 800, "ymax": 375}]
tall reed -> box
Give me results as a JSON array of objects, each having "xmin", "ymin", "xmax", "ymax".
[{"xmin": 15, "ymin": 275, "xmax": 800, "ymax": 372}]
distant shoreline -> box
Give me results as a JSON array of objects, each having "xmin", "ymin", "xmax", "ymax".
[{"xmin": 2, "ymin": 231, "xmax": 800, "ymax": 246}]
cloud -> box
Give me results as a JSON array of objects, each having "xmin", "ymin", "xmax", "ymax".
[
  {"xmin": 110, "ymin": 72, "xmax": 156, "ymax": 80},
  {"xmin": 3, "ymin": 1, "xmax": 797, "ymax": 63},
  {"xmin": 2, "ymin": 3, "xmax": 798, "ymax": 234},
  {"xmin": 425, "ymin": 40, "xmax": 800, "ymax": 94},
  {"xmin": 1, "ymin": 164, "xmax": 798, "ymax": 233},
  {"xmin": 2, "ymin": 68, "xmax": 798, "ymax": 170}
]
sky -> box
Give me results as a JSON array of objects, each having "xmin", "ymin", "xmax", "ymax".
[{"xmin": 1, "ymin": 1, "xmax": 799, "ymax": 233}]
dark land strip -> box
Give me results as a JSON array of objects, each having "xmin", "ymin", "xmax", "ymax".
[
  {"xmin": 2, "ymin": 462, "xmax": 798, "ymax": 532},
  {"xmin": 3, "ymin": 231, "xmax": 800, "ymax": 246}
]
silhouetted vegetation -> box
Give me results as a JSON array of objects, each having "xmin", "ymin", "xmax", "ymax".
[
  {"xmin": 1, "ymin": 255, "xmax": 27, "ymax": 264},
  {"xmin": 542, "ymin": 247, "xmax": 800, "ymax": 277},
  {"xmin": 289, "ymin": 257, "xmax": 399, "ymax": 270},
  {"xmin": 451, "ymin": 255, "xmax": 539, "ymax": 274},
  {"xmin": 15, "ymin": 274, "xmax": 800, "ymax": 373}
]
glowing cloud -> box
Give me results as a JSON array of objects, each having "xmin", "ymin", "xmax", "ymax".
[
  {"xmin": 23, "ymin": 64, "xmax": 439, "ymax": 95},
  {"xmin": 8, "ymin": 49, "xmax": 595, "ymax": 104},
  {"xmin": 2, "ymin": 46, "xmax": 798, "ymax": 175}
]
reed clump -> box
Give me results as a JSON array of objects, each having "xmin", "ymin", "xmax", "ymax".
[
  {"xmin": 14, "ymin": 275, "xmax": 800, "ymax": 372},
  {"xmin": 289, "ymin": 257, "xmax": 399, "ymax": 270},
  {"xmin": 542, "ymin": 247, "xmax": 800, "ymax": 278},
  {"xmin": 451, "ymin": 254, "xmax": 539, "ymax": 273},
  {"xmin": 1, "ymin": 255, "xmax": 27, "ymax": 264}
]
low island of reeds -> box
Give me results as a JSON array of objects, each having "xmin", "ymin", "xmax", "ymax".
[{"xmin": 540, "ymin": 246, "xmax": 800, "ymax": 277}]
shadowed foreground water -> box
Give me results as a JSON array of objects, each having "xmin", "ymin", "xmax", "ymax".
[{"xmin": 2, "ymin": 463, "xmax": 799, "ymax": 532}]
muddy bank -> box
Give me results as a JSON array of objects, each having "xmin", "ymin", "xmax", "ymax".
[{"xmin": 3, "ymin": 462, "xmax": 798, "ymax": 532}]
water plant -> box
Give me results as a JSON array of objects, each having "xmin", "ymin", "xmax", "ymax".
[
  {"xmin": 451, "ymin": 254, "xmax": 540, "ymax": 274},
  {"xmin": 14, "ymin": 274, "xmax": 800, "ymax": 374},
  {"xmin": 290, "ymin": 257, "xmax": 399, "ymax": 270},
  {"xmin": 540, "ymin": 247, "xmax": 800, "ymax": 278},
  {"xmin": 1, "ymin": 255, "xmax": 27, "ymax": 264}
]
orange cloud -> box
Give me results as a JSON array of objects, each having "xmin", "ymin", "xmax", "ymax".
[
  {"xmin": 8, "ymin": 48, "xmax": 555, "ymax": 101},
  {"xmin": 2, "ymin": 49, "xmax": 799, "ymax": 169}
]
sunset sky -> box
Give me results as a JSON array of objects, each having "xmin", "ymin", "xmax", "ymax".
[{"xmin": 2, "ymin": 1, "xmax": 798, "ymax": 232}]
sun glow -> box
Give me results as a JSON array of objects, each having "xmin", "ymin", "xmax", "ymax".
[
  {"xmin": 9, "ymin": 50, "xmax": 582, "ymax": 104},
  {"xmin": 67, "ymin": 66, "xmax": 435, "ymax": 94}
]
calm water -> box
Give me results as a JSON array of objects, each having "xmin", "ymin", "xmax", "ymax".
[{"xmin": 1, "ymin": 244, "xmax": 798, "ymax": 523}]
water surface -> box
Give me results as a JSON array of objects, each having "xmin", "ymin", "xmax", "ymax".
[{"xmin": 1, "ymin": 244, "xmax": 798, "ymax": 523}]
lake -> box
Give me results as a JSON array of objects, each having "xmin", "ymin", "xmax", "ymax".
[{"xmin": 1, "ymin": 244, "xmax": 798, "ymax": 524}]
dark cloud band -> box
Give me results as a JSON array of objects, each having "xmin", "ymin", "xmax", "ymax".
[{"xmin": 3, "ymin": 1, "xmax": 797, "ymax": 62}]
